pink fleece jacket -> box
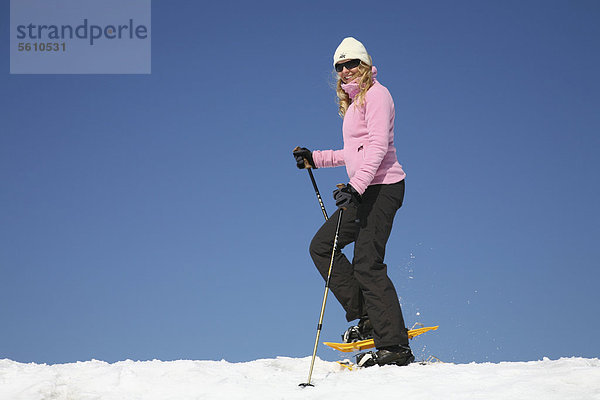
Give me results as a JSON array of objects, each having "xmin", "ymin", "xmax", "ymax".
[{"xmin": 311, "ymin": 66, "xmax": 406, "ymax": 195}]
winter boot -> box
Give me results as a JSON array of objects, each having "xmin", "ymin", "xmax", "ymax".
[
  {"xmin": 342, "ymin": 317, "xmax": 374, "ymax": 343},
  {"xmin": 375, "ymin": 345, "xmax": 415, "ymax": 366},
  {"xmin": 355, "ymin": 345, "xmax": 414, "ymax": 368}
]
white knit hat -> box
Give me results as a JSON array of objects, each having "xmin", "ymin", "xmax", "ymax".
[{"xmin": 333, "ymin": 37, "xmax": 372, "ymax": 67}]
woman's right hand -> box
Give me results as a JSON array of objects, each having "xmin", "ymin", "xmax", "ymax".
[{"xmin": 293, "ymin": 147, "xmax": 316, "ymax": 169}]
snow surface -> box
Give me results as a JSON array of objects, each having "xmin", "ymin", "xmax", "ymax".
[{"xmin": 1, "ymin": 356, "xmax": 599, "ymax": 400}]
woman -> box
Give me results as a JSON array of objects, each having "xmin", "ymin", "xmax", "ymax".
[{"xmin": 293, "ymin": 37, "xmax": 413, "ymax": 367}]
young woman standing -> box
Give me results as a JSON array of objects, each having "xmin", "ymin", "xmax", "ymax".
[{"xmin": 294, "ymin": 37, "xmax": 413, "ymax": 367}]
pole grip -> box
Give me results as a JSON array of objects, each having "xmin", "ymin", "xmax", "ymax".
[
  {"xmin": 293, "ymin": 146, "xmax": 313, "ymax": 169},
  {"xmin": 335, "ymin": 183, "xmax": 348, "ymax": 210}
]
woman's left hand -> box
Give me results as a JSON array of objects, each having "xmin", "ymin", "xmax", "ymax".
[{"xmin": 293, "ymin": 147, "xmax": 316, "ymax": 169}]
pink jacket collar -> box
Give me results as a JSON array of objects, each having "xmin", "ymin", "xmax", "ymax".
[{"xmin": 341, "ymin": 66, "xmax": 378, "ymax": 99}]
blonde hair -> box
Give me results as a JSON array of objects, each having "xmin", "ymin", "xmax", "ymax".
[{"xmin": 335, "ymin": 61, "xmax": 374, "ymax": 117}]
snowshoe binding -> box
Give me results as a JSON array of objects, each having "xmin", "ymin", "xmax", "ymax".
[{"xmin": 342, "ymin": 317, "xmax": 374, "ymax": 343}]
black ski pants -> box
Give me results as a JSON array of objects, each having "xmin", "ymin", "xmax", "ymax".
[{"xmin": 309, "ymin": 180, "xmax": 408, "ymax": 348}]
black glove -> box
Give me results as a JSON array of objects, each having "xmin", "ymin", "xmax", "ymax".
[
  {"xmin": 293, "ymin": 147, "xmax": 316, "ymax": 169},
  {"xmin": 333, "ymin": 184, "xmax": 361, "ymax": 209}
]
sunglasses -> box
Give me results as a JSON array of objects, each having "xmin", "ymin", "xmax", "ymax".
[{"xmin": 335, "ymin": 59, "xmax": 361, "ymax": 72}]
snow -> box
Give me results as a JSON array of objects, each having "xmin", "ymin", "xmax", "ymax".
[{"xmin": 1, "ymin": 356, "xmax": 599, "ymax": 400}]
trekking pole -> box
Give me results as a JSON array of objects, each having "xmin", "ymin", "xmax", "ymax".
[
  {"xmin": 294, "ymin": 146, "xmax": 328, "ymax": 221},
  {"xmin": 307, "ymin": 169, "xmax": 329, "ymax": 221},
  {"xmin": 299, "ymin": 184, "xmax": 346, "ymax": 388}
]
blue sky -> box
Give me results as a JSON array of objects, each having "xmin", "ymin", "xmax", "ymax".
[{"xmin": 1, "ymin": 0, "xmax": 599, "ymax": 365}]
